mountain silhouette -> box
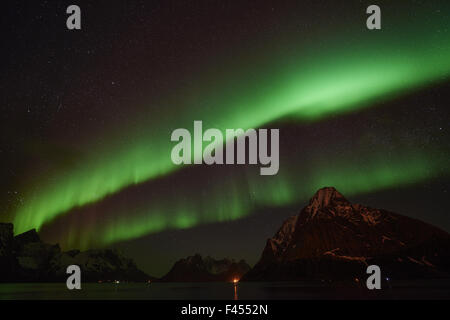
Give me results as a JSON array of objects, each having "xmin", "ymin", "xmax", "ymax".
[
  {"xmin": 243, "ymin": 187, "xmax": 450, "ymax": 281},
  {"xmin": 160, "ymin": 254, "xmax": 250, "ymax": 282},
  {"xmin": 0, "ymin": 224, "xmax": 152, "ymax": 282}
]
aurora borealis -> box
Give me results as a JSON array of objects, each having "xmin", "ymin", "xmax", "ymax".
[{"xmin": 2, "ymin": 1, "xmax": 450, "ymax": 275}]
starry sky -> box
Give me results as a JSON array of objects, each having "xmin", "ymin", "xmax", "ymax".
[{"xmin": 1, "ymin": 0, "xmax": 449, "ymax": 276}]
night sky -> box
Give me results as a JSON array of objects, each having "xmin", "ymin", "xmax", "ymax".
[{"xmin": 1, "ymin": 0, "xmax": 449, "ymax": 276}]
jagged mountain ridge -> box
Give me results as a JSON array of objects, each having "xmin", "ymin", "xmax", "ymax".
[
  {"xmin": 243, "ymin": 187, "xmax": 450, "ymax": 281},
  {"xmin": 160, "ymin": 254, "xmax": 250, "ymax": 282},
  {"xmin": 0, "ymin": 224, "xmax": 152, "ymax": 282}
]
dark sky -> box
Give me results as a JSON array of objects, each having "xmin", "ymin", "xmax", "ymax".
[{"xmin": 1, "ymin": 1, "xmax": 449, "ymax": 276}]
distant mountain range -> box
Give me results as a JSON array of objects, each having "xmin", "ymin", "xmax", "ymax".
[
  {"xmin": 160, "ymin": 254, "xmax": 250, "ymax": 282},
  {"xmin": 242, "ymin": 187, "xmax": 450, "ymax": 281},
  {"xmin": 0, "ymin": 224, "xmax": 152, "ymax": 282},
  {"xmin": 0, "ymin": 222, "xmax": 248, "ymax": 283}
]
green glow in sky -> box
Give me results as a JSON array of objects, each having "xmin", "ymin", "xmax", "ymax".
[
  {"xmin": 14, "ymin": 13, "xmax": 450, "ymax": 236},
  {"xmin": 56, "ymin": 146, "xmax": 448, "ymax": 249}
]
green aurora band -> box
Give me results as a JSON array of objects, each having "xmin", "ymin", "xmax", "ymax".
[
  {"xmin": 14, "ymin": 12, "xmax": 450, "ymax": 242},
  {"xmin": 102, "ymin": 159, "xmax": 446, "ymax": 249},
  {"xmin": 55, "ymin": 143, "xmax": 448, "ymax": 249}
]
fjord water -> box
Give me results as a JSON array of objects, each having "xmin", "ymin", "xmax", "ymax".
[{"xmin": 1, "ymin": 280, "xmax": 449, "ymax": 300}]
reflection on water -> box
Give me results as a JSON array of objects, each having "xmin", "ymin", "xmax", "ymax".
[{"xmin": 0, "ymin": 280, "xmax": 449, "ymax": 300}]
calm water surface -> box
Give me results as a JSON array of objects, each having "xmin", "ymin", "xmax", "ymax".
[{"xmin": 1, "ymin": 280, "xmax": 449, "ymax": 300}]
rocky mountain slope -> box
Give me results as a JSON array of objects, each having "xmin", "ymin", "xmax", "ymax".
[
  {"xmin": 0, "ymin": 223, "xmax": 152, "ymax": 282},
  {"xmin": 160, "ymin": 254, "xmax": 250, "ymax": 282},
  {"xmin": 243, "ymin": 187, "xmax": 450, "ymax": 281}
]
